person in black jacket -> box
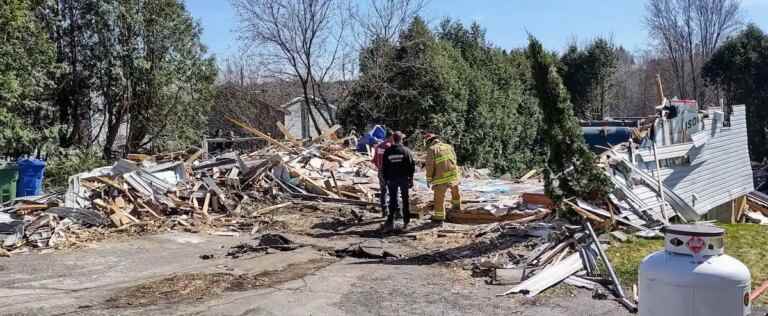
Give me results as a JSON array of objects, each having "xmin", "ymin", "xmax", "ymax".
[{"xmin": 381, "ymin": 131, "xmax": 416, "ymax": 231}]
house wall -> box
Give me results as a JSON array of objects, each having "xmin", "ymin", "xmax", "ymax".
[
  {"xmin": 638, "ymin": 105, "xmax": 754, "ymax": 216},
  {"xmin": 284, "ymin": 102, "xmax": 334, "ymax": 139},
  {"xmin": 90, "ymin": 112, "xmax": 129, "ymax": 151}
]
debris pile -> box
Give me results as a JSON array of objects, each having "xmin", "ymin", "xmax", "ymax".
[
  {"xmin": 0, "ymin": 119, "xmax": 382, "ymax": 253},
  {"xmin": 493, "ymin": 221, "xmax": 637, "ymax": 312}
]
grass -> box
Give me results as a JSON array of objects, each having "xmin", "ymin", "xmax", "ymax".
[{"xmin": 606, "ymin": 223, "xmax": 768, "ymax": 305}]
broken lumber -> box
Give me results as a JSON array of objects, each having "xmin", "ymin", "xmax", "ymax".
[
  {"xmin": 564, "ymin": 200, "xmax": 606, "ymax": 224},
  {"xmin": 330, "ymin": 170, "xmax": 342, "ymax": 197},
  {"xmin": 185, "ymin": 148, "xmax": 204, "ymax": 166},
  {"xmin": 211, "ymin": 231, "xmax": 240, "ymax": 237},
  {"xmin": 227, "ymin": 117, "xmax": 296, "ymax": 153},
  {"xmin": 521, "ymin": 192, "xmax": 554, "ymax": 208},
  {"xmin": 570, "ymin": 199, "xmax": 662, "ymax": 237},
  {"xmin": 250, "ymin": 202, "xmax": 293, "ymax": 217},
  {"xmin": 201, "ymin": 193, "xmax": 211, "ymax": 222},
  {"xmin": 519, "ymin": 169, "xmax": 539, "ymax": 181},
  {"xmin": 93, "ymin": 199, "xmax": 139, "ymax": 226},
  {"xmin": 499, "ymin": 251, "xmax": 583, "ymax": 297},
  {"xmin": 288, "ymin": 192, "xmax": 378, "ymax": 206},
  {"xmin": 312, "ymin": 124, "xmax": 341, "ymax": 143},
  {"xmin": 287, "ymin": 166, "xmax": 338, "ymax": 197},
  {"xmin": 276, "ymin": 121, "xmax": 300, "ymax": 142},
  {"xmin": 202, "ymin": 177, "xmax": 233, "ymax": 212}
]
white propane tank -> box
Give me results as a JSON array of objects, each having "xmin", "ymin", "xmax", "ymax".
[{"xmin": 639, "ymin": 224, "xmax": 751, "ymax": 316}]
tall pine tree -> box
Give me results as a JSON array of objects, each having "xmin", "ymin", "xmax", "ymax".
[{"xmin": 527, "ymin": 36, "xmax": 612, "ymax": 205}]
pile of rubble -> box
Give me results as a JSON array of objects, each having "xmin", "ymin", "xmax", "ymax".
[
  {"xmin": 0, "ymin": 120, "xmax": 383, "ymax": 254},
  {"xmin": 392, "ymin": 197, "xmax": 650, "ymax": 311},
  {"xmin": 463, "ymin": 219, "xmax": 637, "ymax": 311},
  {"xmin": 0, "ymin": 119, "xmax": 655, "ymax": 312}
]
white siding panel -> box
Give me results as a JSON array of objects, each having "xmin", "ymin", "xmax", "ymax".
[
  {"xmin": 657, "ymin": 105, "xmax": 754, "ymax": 216},
  {"xmin": 284, "ymin": 103, "xmax": 304, "ymax": 139},
  {"xmin": 282, "ymin": 101, "xmax": 335, "ymax": 139},
  {"xmin": 637, "ymin": 143, "xmax": 694, "ymax": 162}
]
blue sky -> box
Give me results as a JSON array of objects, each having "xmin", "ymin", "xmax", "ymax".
[{"xmin": 186, "ymin": 0, "xmax": 768, "ymax": 60}]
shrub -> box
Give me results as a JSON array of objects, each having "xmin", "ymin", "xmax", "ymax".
[{"xmin": 44, "ymin": 147, "xmax": 107, "ymax": 191}]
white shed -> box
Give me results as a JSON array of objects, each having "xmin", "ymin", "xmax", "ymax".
[{"xmin": 281, "ymin": 96, "xmax": 336, "ymax": 139}]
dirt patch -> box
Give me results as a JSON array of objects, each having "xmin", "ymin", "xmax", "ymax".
[{"xmin": 106, "ymin": 257, "xmax": 337, "ymax": 307}]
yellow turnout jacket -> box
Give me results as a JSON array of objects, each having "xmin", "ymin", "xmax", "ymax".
[{"xmin": 426, "ymin": 141, "xmax": 460, "ymax": 185}]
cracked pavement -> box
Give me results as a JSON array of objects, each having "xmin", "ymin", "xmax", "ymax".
[{"xmin": 0, "ymin": 229, "xmax": 645, "ymax": 316}]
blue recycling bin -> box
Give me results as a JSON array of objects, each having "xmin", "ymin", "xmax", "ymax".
[{"xmin": 16, "ymin": 159, "xmax": 45, "ymax": 197}]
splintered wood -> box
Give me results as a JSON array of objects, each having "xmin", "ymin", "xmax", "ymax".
[{"xmin": 0, "ymin": 121, "xmax": 383, "ymax": 252}]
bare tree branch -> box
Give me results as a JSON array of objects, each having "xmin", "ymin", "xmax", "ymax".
[
  {"xmin": 233, "ymin": 0, "xmax": 349, "ymax": 137},
  {"xmin": 645, "ymin": 0, "xmax": 742, "ymax": 107}
]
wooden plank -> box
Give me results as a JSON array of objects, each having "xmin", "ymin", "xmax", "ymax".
[
  {"xmin": 205, "ymin": 137, "xmax": 260, "ymax": 143},
  {"xmin": 519, "ymin": 169, "xmax": 539, "ymax": 181},
  {"xmin": 287, "ymin": 166, "xmax": 338, "ymax": 197},
  {"xmin": 570, "ymin": 199, "xmax": 662, "ymax": 237},
  {"xmin": 250, "ymin": 202, "xmax": 293, "ymax": 217},
  {"xmin": 563, "ymin": 200, "xmax": 606, "ymax": 224},
  {"xmin": 499, "ymin": 251, "xmax": 583, "ymax": 297},
  {"xmin": 201, "ymin": 193, "xmax": 211, "ymax": 222},
  {"xmin": 330, "ymin": 170, "xmax": 342, "ymax": 197},
  {"xmin": 312, "ymin": 124, "xmax": 341, "ymax": 143},
  {"xmin": 277, "ymin": 121, "xmax": 299, "ymax": 141},
  {"xmin": 227, "ymin": 117, "xmax": 295, "ymax": 152},
  {"xmin": 522, "ymin": 192, "xmax": 555, "ymax": 208},
  {"xmin": 339, "ymin": 190, "xmax": 363, "ymax": 199},
  {"xmin": 289, "ymin": 192, "xmax": 378, "ymax": 206},
  {"xmin": 127, "ymin": 154, "xmax": 153, "ymax": 162},
  {"xmin": 447, "ymin": 209, "xmax": 551, "ymax": 225},
  {"xmin": 93, "ymin": 199, "xmax": 139, "ymax": 225},
  {"xmin": 136, "ymin": 199, "xmax": 162, "ymax": 219},
  {"xmin": 96, "ymin": 176, "xmax": 124, "ymax": 191},
  {"xmin": 734, "ymin": 195, "xmax": 748, "ymax": 223},
  {"xmin": 96, "ymin": 176, "xmax": 138, "ymax": 204},
  {"xmin": 13, "ymin": 203, "xmax": 49, "ymax": 211},
  {"xmin": 185, "ymin": 148, "xmax": 204, "ymax": 166},
  {"xmin": 535, "ymin": 240, "xmax": 574, "ymax": 267},
  {"xmin": 202, "ymin": 176, "xmax": 231, "ymax": 211},
  {"xmin": 211, "ymin": 231, "xmax": 240, "ymax": 237},
  {"xmin": 355, "ymin": 184, "xmax": 373, "ymax": 202}
]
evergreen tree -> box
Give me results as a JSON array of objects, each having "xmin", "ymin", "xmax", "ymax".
[
  {"xmin": 527, "ymin": 36, "xmax": 612, "ymax": 204},
  {"xmin": 342, "ymin": 18, "xmax": 544, "ymax": 176},
  {"xmin": 391, "ymin": 16, "xmax": 441, "ymax": 131},
  {"xmin": 558, "ymin": 38, "xmax": 618, "ymax": 119},
  {"xmin": 703, "ymin": 24, "xmax": 768, "ymax": 162},
  {"xmin": 0, "ymin": 0, "xmax": 58, "ymax": 156}
]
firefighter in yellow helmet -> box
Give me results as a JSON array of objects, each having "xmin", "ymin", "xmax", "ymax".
[{"xmin": 424, "ymin": 133, "xmax": 461, "ymax": 222}]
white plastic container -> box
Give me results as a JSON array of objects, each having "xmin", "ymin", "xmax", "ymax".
[{"xmin": 639, "ymin": 224, "xmax": 751, "ymax": 316}]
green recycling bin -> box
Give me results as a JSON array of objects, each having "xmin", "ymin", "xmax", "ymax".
[{"xmin": 0, "ymin": 162, "xmax": 19, "ymax": 203}]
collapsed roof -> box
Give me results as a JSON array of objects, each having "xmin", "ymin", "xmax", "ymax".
[{"xmin": 582, "ymin": 102, "xmax": 754, "ymax": 224}]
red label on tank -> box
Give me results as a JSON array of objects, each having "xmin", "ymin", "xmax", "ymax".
[{"xmin": 686, "ymin": 236, "xmax": 705, "ymax": 254}]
